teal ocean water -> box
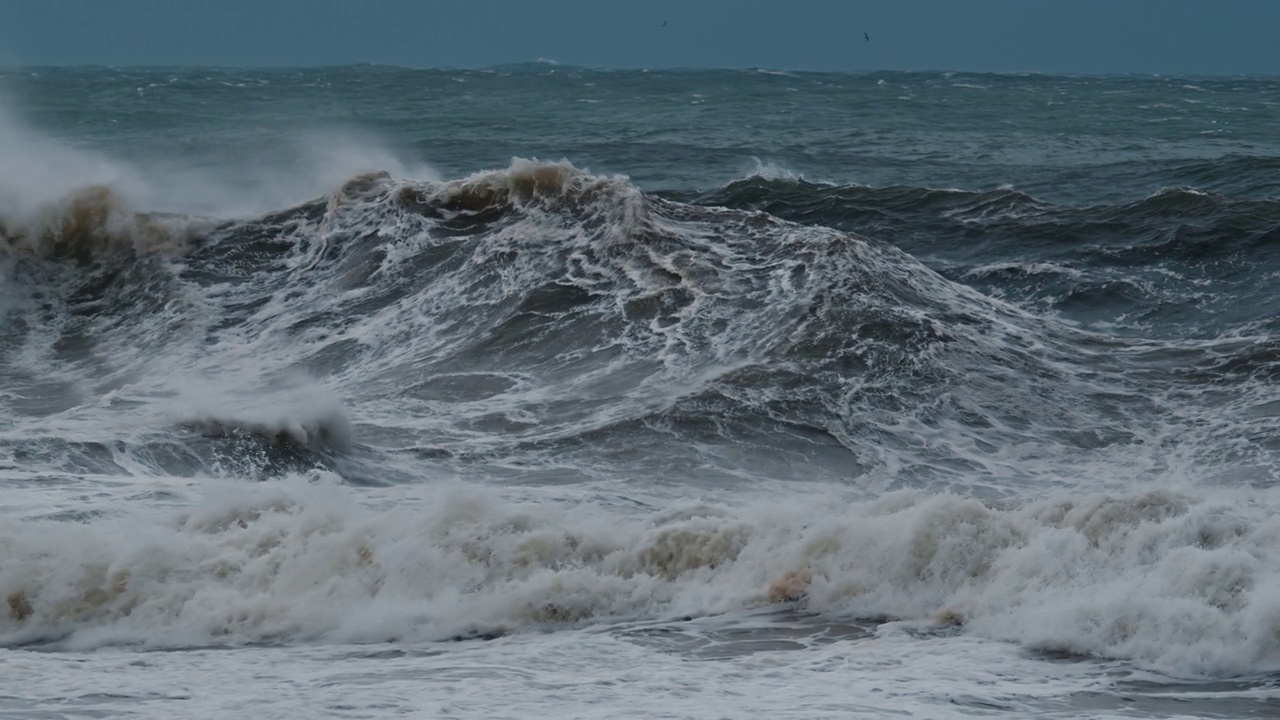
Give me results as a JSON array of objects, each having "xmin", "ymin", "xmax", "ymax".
[{"xmin": 1, "ymin": 65, "xmax": 1279, "ymax": 717}]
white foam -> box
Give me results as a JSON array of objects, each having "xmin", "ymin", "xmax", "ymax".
[{"xmin": 4, "ymin": 475, "xmax": 1280, "ymax": 678}]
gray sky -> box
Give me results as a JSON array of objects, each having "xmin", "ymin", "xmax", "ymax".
[{"xmin": 0, "ymin": 0, "xmax": 1277, "ymax": 75}]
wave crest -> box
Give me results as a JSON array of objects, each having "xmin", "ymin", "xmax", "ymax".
[
  {"xmin": 1, "ymin": 185, "xmax": 200, "ymax": 261},
  {"xmin": 422, "ymin": 159, "xmax": 645, "ymax": 216}
]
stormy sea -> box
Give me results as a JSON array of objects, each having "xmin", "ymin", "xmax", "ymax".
[{"xmin": 1, "ymin": 65, "xmax": 1278, "ymax": 718}]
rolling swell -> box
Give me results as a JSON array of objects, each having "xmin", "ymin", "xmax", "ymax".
[{"xmin": 691, "ymin": 173, "xmax": 1280, "ymax": 336}]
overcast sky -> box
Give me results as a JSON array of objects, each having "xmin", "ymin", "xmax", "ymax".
[{"xmin": 0, "ymin": 0, "xmax": 1276, "ymax": 75}]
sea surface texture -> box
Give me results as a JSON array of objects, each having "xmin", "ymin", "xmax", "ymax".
[{"xmin": 1, "ymin": 65, "xmax": 1279, "ymax": 718}]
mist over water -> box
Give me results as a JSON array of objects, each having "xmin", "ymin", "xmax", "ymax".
[{"xmin": 1, "ymin": 65, "xmax": 1279, "ymax": 717}]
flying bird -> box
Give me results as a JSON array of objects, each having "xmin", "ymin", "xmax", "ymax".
[
  {"xmin": 663, "ymin": 19, "xmax": 668, "ymax": 27},
  {"xmin": 864, "ymin": 31, "xmax": 870, "ymax": 42}
]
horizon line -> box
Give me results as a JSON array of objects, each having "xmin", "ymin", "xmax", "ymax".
[{"xmin": 1, "ymin": 61, "xmax": 1276, "ymax": 80}]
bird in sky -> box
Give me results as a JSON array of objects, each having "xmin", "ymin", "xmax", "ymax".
[
  {"xmin": 864, "ymin": 31, "xmax": 870, "ymax": 42},
  {"xmin": 662, "ymin": 19, "xmax": 668, "ymax": 27}
]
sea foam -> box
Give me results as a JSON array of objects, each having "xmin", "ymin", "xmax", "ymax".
[{"xmin": 3, "ymin": 474, "xmax": 1278, "ymax": 678}]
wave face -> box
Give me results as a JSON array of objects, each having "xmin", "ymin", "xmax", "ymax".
[
  {"xmin": 2, "ymin": 66, "xmax": 1280, "ymax": 715},
  {"xmin": 10, "ymin": 160, "xmax": 1272, "ymax": 491}
]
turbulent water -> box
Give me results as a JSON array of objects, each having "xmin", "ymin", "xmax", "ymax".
[{"xmin": 1, "ymin": 65, "xmax": 1279, "ymax": 718}]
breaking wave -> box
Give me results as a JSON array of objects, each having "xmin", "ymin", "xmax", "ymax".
[{"xmin": 3, "ymin": 475, "xmax": 1279, "ymax": 678}]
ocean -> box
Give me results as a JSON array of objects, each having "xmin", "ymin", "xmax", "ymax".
[{"xmin": 1, "ymin": 64, "xmax": 1278, "ymax": 718}]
